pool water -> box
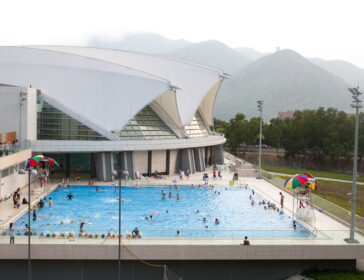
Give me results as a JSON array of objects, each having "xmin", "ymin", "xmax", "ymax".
[{"xmin": 14, "ymin": 185, "xmax": 312, "ymax": 238}]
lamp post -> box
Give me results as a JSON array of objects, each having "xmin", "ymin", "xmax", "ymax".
[
  {"xmin": 257, "ymin": 100, "xmax": 264, "ymax": 179},
  {"xmin": 18, "ymin": 168, "xmax": 38, "ymax": 280},
  {"xmin": 345, "ymin": 87, "xmax": 362, "ymax": 243},
  {"xmin": 111, "ymin": 169, "xmax": 129, "ymax": 280},
  {"xmin": 19, "ymin": 92, "xmax": 27, "ymax": 142}
]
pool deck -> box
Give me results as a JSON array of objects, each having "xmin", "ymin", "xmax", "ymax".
[{"xmin": 0, "ymin": 167, "xmax": 363, "ymax": 265}]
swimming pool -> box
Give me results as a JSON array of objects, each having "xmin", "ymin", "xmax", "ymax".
[{"xmin": 13, "ymin": 185, "xmax": 312, "ymax": 238}]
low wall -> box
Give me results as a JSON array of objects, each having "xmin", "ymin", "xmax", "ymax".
[{"xmin": 0, "ymin": 259, "xmax": 356, "ymax": 280}]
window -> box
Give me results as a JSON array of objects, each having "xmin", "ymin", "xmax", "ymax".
[
  {"xmin": 119, "ymin": 106, "xmax": 177, "ymax": 140},
  {"xmin": 37, "ymin": 102, "xmax": 108, "ymax": 141}
]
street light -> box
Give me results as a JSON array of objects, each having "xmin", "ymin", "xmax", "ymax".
[
  {"xmin": 111, "ymin": 169, "xmax": 129, "ymax": 280},
  {"xmin": 257, "ymin": 100, "xmax": 264, "ymax": 179},
  {"xmin": 19, "ymin": 92, "xmax": 27, "ymax": 142},
  {"xmin": 18, "ymin": 167, "xmax": 38, "ymax": 280},
  {"xmin": 345, "ymin": 87, "xmax": 362, "ymax": 243}
]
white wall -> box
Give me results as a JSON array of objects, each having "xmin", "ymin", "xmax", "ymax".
[
  {"xmin": 0, "ymin": 86, "xmax": 36, "ymax": 142},
  {"xmin": 0, "ymin": 149, "xmax": 34, "ymax": 199},
  {"xmin": 152, "ymin": 150, "xmax": 166, "ymax": 173},
  {"xmin": 134, "ymin": 151, "xmax": 148, "ymax": 174}
]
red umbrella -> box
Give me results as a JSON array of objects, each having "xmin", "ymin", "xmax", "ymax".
[
  {"xmin": 26, "ymin": 158, "xmax": 39, "ymax": 169},
  {"xmin": 46, "ymin": 157, "xmax": 59, "ymax": 167}
]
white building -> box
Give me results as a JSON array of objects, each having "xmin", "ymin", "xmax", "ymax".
[{"xmin": 0, "ymin": 46, "xmax": 226, "ymax": 181}]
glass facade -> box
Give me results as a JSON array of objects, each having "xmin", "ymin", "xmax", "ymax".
[
  {"xmin": 184, "ymin": 111, "xmax": 210, "ymax": 138},
  {"xmin": 37, "ymin": 102, "xmax": 107, "ymax": 141},
  {"xmin": 119, "ymin": 106, "xmax": 177, "ymax": 140}
]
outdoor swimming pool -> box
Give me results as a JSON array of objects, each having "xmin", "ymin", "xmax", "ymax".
[{"xmin": 14, "ymin": 185, "xmax": 312, "ymax": 238}]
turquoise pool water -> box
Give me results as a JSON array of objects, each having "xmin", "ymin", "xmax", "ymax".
[{"xmin": 14, "ymin": 185, "xmax": 312, "ymax": 238}]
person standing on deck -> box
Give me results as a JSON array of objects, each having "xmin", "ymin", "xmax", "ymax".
[{"xmin": 279, "ymin": 192, "xmax": 284, "ymax": 209}]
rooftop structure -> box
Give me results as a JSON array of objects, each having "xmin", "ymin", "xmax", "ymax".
[{"xmin": 0, "ymin": 46, "xmax": 227, "ymax": 181}]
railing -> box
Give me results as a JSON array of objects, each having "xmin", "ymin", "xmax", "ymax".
[
  {"xmin": 0, "ymin": 140, "xmax": 31, "ymax": 158},
  {"xmin": 0, "ymin": 228, "xmax": 361, "ymax": 245}
]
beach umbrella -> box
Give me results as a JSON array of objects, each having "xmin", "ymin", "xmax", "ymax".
[
  {"xmin": 284, "ymin": 174, "xmax": 308, "ymax": 190},
  {"xmin": 303, "ymin": 171, "xmax": 314, "ymax": 178},
  {"xmin": 32, "ymin": 155, "xmax": 45, "ymax": 162},
  {"xmin": 46, "ymin": 157, "xmax": 59, "ymax": 167},
  {"xmin": 26, "ymin": 158, "xmax": 39, "ymax": 169}
]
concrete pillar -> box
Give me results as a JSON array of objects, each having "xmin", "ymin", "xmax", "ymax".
[
  {"xmin": 181, "ymin": 148, "xmax": 196, "ymax": 173},
  {"xmin": 166, "ymin": 150, "xmax": 170, "ymax": 175},
  {"xmin": 193, "ymin": 148, "xmax": 206, "ymax": 172},
  {"xmin": 212, "ymin": 145, "xmax": 224, "ymax": 165},
  {"xmin": 147, "ymin": 151, "xmax": 152, "ymax": 177},
  {"xmin": 65, "ymin": 153, "xmax": 70, "ymax": 179},
  {"xmin": 91, "ymin": 153, "xmax": 96, "ymax": 179},
  {"xmin": 94, "ymin": 152, "xmax": 113, "ymax": 182}
]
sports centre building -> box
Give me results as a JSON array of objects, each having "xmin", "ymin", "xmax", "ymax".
[{"xmin": 0, "ymin": 46, "xmax": 226, "ymax": 181}]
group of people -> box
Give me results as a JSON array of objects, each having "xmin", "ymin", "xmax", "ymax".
[
  {"xmin": 0, "ymin": 139, "xmax": 20, "ymax": 157},
  {"xmin": 161, "ymin": 189, "xmax": 180, "ymax": 200}
]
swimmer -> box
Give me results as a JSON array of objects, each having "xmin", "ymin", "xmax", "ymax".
[
  {"xmin": 162, "ymin": 193, "xmax": 166, "ymax": 199},
  {"xmin": 251, "ymin": 200, "xmax": 255, "ymax": 206},
  {"xmin": 102, "ymin": 187, "xmax": 105, "ymax": 191},
  {"xmin": 176, "ymin": 194, "xmax": 180, "ymax": 200},
  {"xmin": 149, "ymin": 215, "xmax": 155, "ymax": 222},
  {"xmin": 202, "ymin": 217, "xmax": 207, "ymax": 223},
  {"xmin": 114, "ymin": 186, "xmax": 117, "ymax": 192},
  {"xmin": 169, "ymin": 192, "xmax": 172, "ymax": 198},
  {"xmin": 293, "ymin": 221, "xmax": 297, "ymax": 230},
  {"xmin": 166, "ymin": 210, "xmax": 169, "ymax": 214},
  {"xmin": 80, "ymin": 222, "xmax": 85, "ymax": 233},
  {"xmin": 144, "ymin": 216, "xmax": 149, "ymax": 220},
  {"xmin": 161, "ymin": 190, "xmax": 165, "ymax": 195},
  {"xmin": 205, "ymin": 225, "xmax": 209, "ymax": 230},
  {"xmin": 252, "ymin": 190, "xmax": 255, "ymax": 195},
  {"xmin": 33, "ymin": 210, "xmax": 37, "ymax": 221},
  {"xmin": 196, "ymin": 209, "xmax": 200, "ymax": 213},
  {"xmin": 66, "ymin": 192, "xmax": 74, "ymax": 200},
  {"xmin": 49, "ymin": 197, "xmax": 53, "ymax": 207},
  {"xmin": 177, "ymin": 230, "xmax": 181, "ymax": 237},
  {"xmin": 96, "ymin": 186, "xmax": 99, "ymax": 191},
  {"xmin": 215, "ymin": 218, "xmax": 220, "ymax": 225},
  {"xmin": 249, "ymin": 195, "xmax": 252, "ymax": 200}
]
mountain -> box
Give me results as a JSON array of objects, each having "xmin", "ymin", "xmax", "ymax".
[
  {"xmin": 88, "ymin": 33, "xmax": 190, "ymax": 54},
  {"xmin": 164, "ymin": 40, "xmax": 251, "ymax": 74},
  {"xmin": 310, "ymin": 58, "xmax": 364, "ymax": 87},
  {"xmin": 214, "ymin": 49, "xmax": 352, "ymax": 121},
  {"xmin": 234, "ymin": 47, "xmax": 270, "ymax": 61}
]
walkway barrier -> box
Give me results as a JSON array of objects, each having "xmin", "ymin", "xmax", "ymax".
[{"xmin": 0, "ymin": 228, "xmax": 360, "ymax": 245}]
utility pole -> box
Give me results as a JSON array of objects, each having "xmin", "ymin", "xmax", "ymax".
[
  {"xmin": 345, "ymin": 87, "xmax": 362, "ymax": 243},
  {"xmin": 257, "ymin": 100, "xmax": 264, "ymax": 179}
]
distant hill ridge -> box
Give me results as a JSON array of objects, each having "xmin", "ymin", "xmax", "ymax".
[{"xmin": 87, "ymin": 33, "xmax": 363, "ymax": 121}]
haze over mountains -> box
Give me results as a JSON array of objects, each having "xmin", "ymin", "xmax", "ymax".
[{"xmin": 88, "ymin": 33, "xmax": 364, "ymax": 121}]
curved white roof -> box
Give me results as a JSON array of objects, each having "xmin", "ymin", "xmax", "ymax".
[{"xmin": 0, "ymin": 46, "xmax": 224, "ymax": 133}]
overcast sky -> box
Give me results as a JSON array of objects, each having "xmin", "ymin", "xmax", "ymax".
[{"xmin": 1, "ymin": 0, "xmax": 364, "ymax": 68}]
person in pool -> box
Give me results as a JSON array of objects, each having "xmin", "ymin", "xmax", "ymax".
[
  {"xmin": 149, "ymin": 215, "xmax": 155, "ymax": 222},
  {"xmin": 33, "ymin": 210, "xmax": 37, "ymax": 221},
  {"xmin": 162, "ymin": 193, "xmax": 166, "ymax": 199},
  {"xmin": 202, "ymin": 217, "xmax": 207, "ymax": 223},
  {"xmin": 49, "ymin": 197, "xmax": 53, "ymax": 207},
  {"xmin": 176, "ymin": 194, "xmax": 180, "ymax": 200},
  {"xmin": 66, "ymin": 192, "xmax": 74, "ymax": 200},
  {"xmin": 132, "ymin": 227, "xmax": 139, "ymax": 238},
  {"xmin": 80, "ymin": 222, "xmax": 85, "ymax": 233},
  {"xmin": 293, "ymin": 221, "xmax": 297, "ymax": 230},
  {"xmin": 215, "ymin": 218, "xmax": 220, "ymax": 225},
  {"xmin": 177, "ymin": 230, "xmax": 181, "ymax": 237},
  {"xmin": 169, "ymin": 192, "xmax": 172, "ymax": 198}
]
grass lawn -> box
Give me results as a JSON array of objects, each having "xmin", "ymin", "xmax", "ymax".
[
  {"xmin": 304, "ymin": 270, "xmax": 364, "ymax": 280},
  {"xmin": 262, "ymin": 165, "xmax": 364, "ymax": 182}
]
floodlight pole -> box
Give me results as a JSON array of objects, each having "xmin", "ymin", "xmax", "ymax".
[
  {"xmin": 19, "ymin": 168, "xmax": 36, "ymax": 280},
  {"xmin": 118, "ymin": 172, "xmax": 121, "ymax": 280},
  {"xmin": 19, "ymin": 92, "xmax": 26, "ymax": 142},
  {"xmin": 257, "ymin": 100, "xmax": 264, "ymax": 179},
  {"xmin": 345, "ymin": 87, "xmax": 362, "ymax": 243},
  {"xmin": 112, "ymin": 168, "xmax": 129, "ymax": 280}
]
